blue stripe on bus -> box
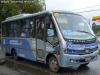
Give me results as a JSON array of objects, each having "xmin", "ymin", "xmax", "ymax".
[
  {"xmin": 2, "ymin": 45, "xmax": 6, "ymax": 52},
  {"xmin": 2, "ymin": 38, "xmax": 31, "ymax": 49},
  {"xmin": 16, "ymin": 48, "xmax": 36, "ymax": 61},
  {"xmin": 1, "ymin": 38, "xmax": 36, "ymax": 61}
]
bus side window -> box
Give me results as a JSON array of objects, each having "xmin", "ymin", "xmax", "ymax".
[
  {"xmin": 29, "ymin": 28, "xmax": 34, "ymax": 38},
  {"xmin": 37, "ymin": 19, "xmax": 45, "ymax": 40},
  {"xmin": 6, "ymin": 23, "xmax": 9, "ymax": 37},
  {"xmin": 20, "ymin": 19, "xmax": 30, "ymax": 38},
  {"xmin": 2, "ymin": 24, "xmax": 6, "ymax": 37},
  {"xmin": 47, "ymin": 20, "xmax": 59, "ymax": 45},
  {"xmin": 20, "ymin": 29, "xmax": 26, "ymax": 37},
  {"xmin": 29, "ymin": 18, "xmax": 35, "ymax": 38},
  {"xmin": 9, "ymin": 23, "xmax": 14, "ymax": 37},
  {"xmin": 13, "ymin": 21, "xmax": 20, "ymax": 37}
]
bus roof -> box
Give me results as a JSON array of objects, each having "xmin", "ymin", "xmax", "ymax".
[
  {"xmin": 2, "ymin": 14, "xmax": 33, "ymax": 23},
  {"xmin": 2, "ymin": 10, "xmax": 78, "ymax": 23},
  {"xmin": 5, "ymin": 14, "xmax": 33, "ymax": 21}
]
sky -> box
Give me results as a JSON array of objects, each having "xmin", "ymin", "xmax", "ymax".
[{"xmin": 45, "ymin": 0, "xmax": 100, "ymax": 24}]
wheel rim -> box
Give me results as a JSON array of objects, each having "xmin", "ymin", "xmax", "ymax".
[{"xmin": 50, "ymin": 59, "xmax": 58, "ymax": 70}]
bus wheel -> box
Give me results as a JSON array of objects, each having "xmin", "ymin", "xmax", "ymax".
[
  {"xmin": 13, "ymin": 50, "xmax": 18, "ymax": 61},
  {"xmin": 48, "ymin": 56, "xmax": 60, "ymax": 72}
]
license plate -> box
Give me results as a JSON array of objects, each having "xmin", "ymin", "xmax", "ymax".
[{"xmin": 85, "ymin": 57, "xmax": 91, "ymax": 61}]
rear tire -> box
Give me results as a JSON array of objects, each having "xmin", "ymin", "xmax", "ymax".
[
  {"xmin": 13, "ymin": 50, "xmax": 19, "ymax": 61},
  {"xmin": 48, "ymin": 56, "xmax": 60, "ymax": 73}
]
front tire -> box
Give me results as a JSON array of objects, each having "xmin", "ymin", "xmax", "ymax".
[{"xmin": 48, "ymin": 56, "xmax": 60, "ymax": 72}]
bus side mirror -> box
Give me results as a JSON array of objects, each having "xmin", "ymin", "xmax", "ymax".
[{"xmin": 46, "ymin": 16, "xmax": 50, "ymax": 24}]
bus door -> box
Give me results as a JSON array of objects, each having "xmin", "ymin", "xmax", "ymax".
[{"xmin": 35, "ymin": 15, "xmax": 46, "ymax": 62}]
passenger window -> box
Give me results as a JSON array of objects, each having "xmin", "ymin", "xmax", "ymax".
[
  {"xmin": 47, "ymin": 20, "xmax": 59, "ymax": 45},
  {"xmin": 20, "ymin": 29, "xmax": 26, "ymax": 37},
  {"xmin": 29, "ymin": 18, "xmax": 35, "ymax": 38},
  {"xmin": 13, "ymin": 21, "xmax": 20, "ymax": 37},
  {"xmin": 20, "ymin": 18, "xmax": 34, "ymax": 38},
  {"xmin": 2, "ymin": 24, "xmax": 6, "ymax": 37},
  {"xmin": 20, "ymin": 19, "xmax": 29, "ymax": 37},
  {"xmin": 9, "ymin": 30, "xmax": 14, "ymax": 37},
  {"xmin": 6, "ymin": 23, "xmax": 14, "ymax": 37},
  {"xmin": 11, "ymin": 23, "xmax": 14, "ymax": 29},
  {"xmin": 29, "ymin": 28, "xmax": 34, "ymax": 38},
  {"xmin": 14, "ymin": 21, "xmax": 20, "ymax": 29},
  {"xmin": 14, "ymin": 22, "xmax": 17, "ymax": 28},
  {"xmin": 30, "ymin": 18, "xmax": 34, "ymax": 28},
  {"xmin": 23, "ymin": 19, "xmax": 29, "ymax": 28},
  {"xmin": 37, "ymin": 18, "xmax": 45, "ymax": 40},
  {"xmin": 14, "ymin": 29, "xmax": 20, "ymax": 37}
]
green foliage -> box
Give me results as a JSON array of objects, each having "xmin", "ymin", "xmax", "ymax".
[
  {"xmin": 92, "ymin": 25, "xmax": 100, "ymax": 34},
  {"xmin": 99, "ymin": 49, "xmax": 100, "ymax": 54},
  {"xmin": 92, "ymin": 23, "xmax": 96, "ymax": 26},
  {"xmin": 0, "ymin": 0, "xmax": 45, "ymax": 27},
  {"xmin": 97, "ymin": 31, "xmax": 100, "ymax": 35},
  {"xmin": 19, "ymin": 0, "xmax": 45, "ymax": 13},
  {"xmin": 98, "ymin": 40, "xmax": 100, "ymax": 43}
]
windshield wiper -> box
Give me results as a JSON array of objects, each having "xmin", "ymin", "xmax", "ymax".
[{"xmin": 77, "ymin": 30, "xmax": 96, "ymax": 38}]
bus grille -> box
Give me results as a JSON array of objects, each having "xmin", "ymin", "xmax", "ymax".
[{"xmin": 77, "ymin": 46, "xmax": 98, "ymax": 55}]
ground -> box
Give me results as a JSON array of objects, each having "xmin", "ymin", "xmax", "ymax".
[{"xmin": 0, "ymin": 50, "xmax": 33, "ymax": 75}]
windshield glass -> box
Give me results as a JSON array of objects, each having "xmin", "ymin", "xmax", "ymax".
[{"xmin": 54, "ymin": 12, "xmax": 95, "ymax": 40}]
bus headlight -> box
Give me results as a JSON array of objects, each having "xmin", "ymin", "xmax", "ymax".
[{"xmin": 64, "ymin": 49, "xmax": 78, "ymax": 55}]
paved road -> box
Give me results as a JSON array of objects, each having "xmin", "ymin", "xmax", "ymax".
[
  {"xmin": 0, "ymin": 51, "xmax": 100, "ymax": 75},
  {"xmin": 0, "ymin": 50, "xmax": 34, "ymax": 75}
]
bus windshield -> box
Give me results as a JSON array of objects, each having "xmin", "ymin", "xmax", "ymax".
[{"xmin": 54, "ymin": 12, "xmax": 95, "ymax": 40}]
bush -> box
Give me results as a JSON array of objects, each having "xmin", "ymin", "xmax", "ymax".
[
  {"xmin": 98, "ymin": 40, "xmax": 100, "ymax": 43},
  {"xmin": 99, "ymin": 49, "xmax": 100, "ymax": 54},
  {"xmin": 97, "ymin": 31, "xmax": 100, "ymax": 35}
]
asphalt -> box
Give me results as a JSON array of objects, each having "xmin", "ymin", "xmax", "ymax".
[{"xmin": 0, "ymin": 50, "xmax": 34, "ymax": 75}]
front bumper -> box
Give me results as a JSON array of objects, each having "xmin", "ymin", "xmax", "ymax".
[{"xmin": 60, "ymin": 50, "xmax": 98, "ymax": 67}]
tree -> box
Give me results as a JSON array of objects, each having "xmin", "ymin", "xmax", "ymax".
[
  {"xmin": 92, "ymin": 24, "xmax": 100, "ymax": 34},
  {"xmin": 0, "ymin": 3, "xmax": 19, "ymax": 21},
  {"xmin": 92, "ymin": 23, "xmax": 96, "ymax": 33},
  {"xmin": 92, "ymin": 23, "xmax": 96, "ymax": 26},
  {"xmin": 18, "ymin": 0, "xmax": 45, "ymax": 13},
  {"xmin": 0, "ymin": 0, "xmax": 45, "ymax": 26}
]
